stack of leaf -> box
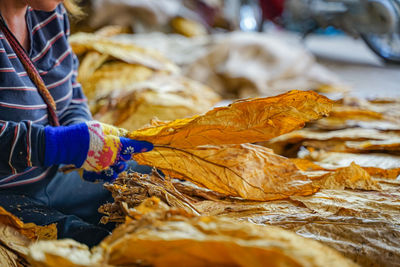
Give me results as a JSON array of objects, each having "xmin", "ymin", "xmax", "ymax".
[
  {"xmin": 70, "ymin": 31, "xmax": 220, "ymax": 131},
  {"xmin": 24, "ymin": 91, "xmax": 400, "ymax": 267},
  {"xmin": 0, "ymin": 207, "xmax": 57, "ymax": 267},
  {"xmin": 28, "ymin": 197, "xmax": 357, "ymax": 267},
  {"xmin": 265, "ymin": 97, "xmax": 400, "ymax": 170},
  {"xmin": 98, "ymin": 91, "xmax": 399, "ymax": 267}
]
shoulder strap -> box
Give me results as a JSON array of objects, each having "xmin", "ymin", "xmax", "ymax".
[{"xmin": 0, "ymin": 18, "xmax": 60, "ymax": 126}]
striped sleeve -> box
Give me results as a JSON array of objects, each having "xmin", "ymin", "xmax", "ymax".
[
  {"xmin": 58, "ymin": 53, "xmax": 92, "ymax": 126},
  {"xmin": 58, "ymin": 9, "xmax": 92, "ymax": 126},
  {"xmin": 0, "ymin": 121, "xmax": 45, "ymax": 176}
]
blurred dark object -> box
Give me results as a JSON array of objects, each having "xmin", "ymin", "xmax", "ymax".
[
  {"xmin": 260, "ymin": 0, "xmax": 285, "ymax": 20},
  {"xmin": 236, "ymin": 0, "xmax": 400, "ymax": 64}
]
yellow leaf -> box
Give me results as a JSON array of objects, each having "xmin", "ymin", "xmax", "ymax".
[
  {"xmin": 0, "ymin": 207, "xmax": 57, "ymax": 241},
  {"xmin": 69, "ymin": 32, "xmax": 179, "ymax": 73},
  {"xmin": 312, "ymin": 163, "xmax": 381, "ymax": 191},
  {"xmin": 134, "ymin": 144, "xmax": 317, "ymax": 201},
  {"xmin": 292, "ymin": 158, "xmax": 400, "ymax": 180},
  {"xmin": 100, "ymin": 198, "xmax": 357, "ymax": 267},
  {"xmin": 129, "ymin": 90, "xmax": 333, "ymax": 148}
]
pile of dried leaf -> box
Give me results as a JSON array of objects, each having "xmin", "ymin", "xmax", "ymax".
[
  {"xmin": 98, "ymin": 92, "xmax": 400, "ymax": 267},
  {"xmin": 29, "ymin": 197, "xmax": 357, "ymax": 267},
  {"xmin": 0, "ymin": 207, "xmax": 57, "ymax": 267},
  {"xmin": 70, "ymin": 31, "xmax": 220, "ymax": 131}
]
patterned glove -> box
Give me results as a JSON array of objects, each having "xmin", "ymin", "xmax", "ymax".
[{"xmin": 44, "ymin": 121, "xmax": 153, "ymax": 182}]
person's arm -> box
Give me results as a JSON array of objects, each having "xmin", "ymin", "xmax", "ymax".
[
  {"xmin": 0, "ymin": 119, "xmax": 153, "ymax": 182},
  {"xmin": 58, "ymin": 4, "xmax": 92, "ymax": 126},
  {"xmin": 58, "ymin": 53, "xmax": 92, "ymax": 126},
  {"xmin": 0, "ymin": 121, "xmax": 45, "ymax": 175}
]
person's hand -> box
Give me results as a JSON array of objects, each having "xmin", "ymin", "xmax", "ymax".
[{"xmin": 44, "ymin": 121, "xmax": 153, "ymax": 182}]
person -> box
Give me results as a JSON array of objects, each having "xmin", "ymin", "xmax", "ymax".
[{"xmin": 0, "ymin": 0, "xmax": 153, "ymax": 246}]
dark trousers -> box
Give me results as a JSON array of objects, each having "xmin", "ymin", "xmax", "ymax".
[{"xmin": 0, "ymin": 169, "xmax": 114, "ymax": 247}]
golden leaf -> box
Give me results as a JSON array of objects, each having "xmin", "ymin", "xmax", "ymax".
[
  {"xmin": 311, "ymin": 101, "xmax": 400, "ymax": 130},
  {"xmin": 345, "ymin": 139, "xmax": 400, "ymax": 152},
  {"xmin": 312, "ymin": 163, "xmax": 381, "ymax": 191},
  {"xmin": 0, "ymin": 224, "xmax": 30, "ymax": 267},
  {"xmin": 28, "ymin": 239, "xmax": 100, "ymax": 267},
  {"xmin": 77, "ymin": 51, "xmax": 109, "ymax": 84},
  {"xmin": 134, "ymin": 144, "xmax": 317, "ymax": 201},
  {"xmin": 94, "ymin": 74, "xmax": 221, "ymax": 131},
  {"xmin": 29, "ymin": 198, "xmax": 358, "ymax": 267},
  {"xmin": 292, "ymin": 158, "xmax": 400, "ymax": 179},
  {"xmin": 100, "ymin": 171, "xmax": 400, "ymax": 266},
  {"xmin": 171, "ymin": 17, "xmax": 208, "ymax": 37},
  {"xmin": 0, "ymin": 207, "xmax": 57, "ymax": 267},
  {"xmin": 129, "ymin": 90, "xmax": 333, "ymax": 148},
  {"xmin": 69, "ymin": 32, "xmax": 179, "ymax": 73},
  {"xmin": 81, "ymin": 62, "xmax": 154, "ymax": 100},
  {"xmin": 304, "ymin": 151, "xmax": 400, "ymax": 170},
  {"xmin": 0, "ymin": 207, "xmax": 57, "ymax": 241},
  {"xmin": 269, "ymin": 128, "xmax": 399, "ymax": 146}
]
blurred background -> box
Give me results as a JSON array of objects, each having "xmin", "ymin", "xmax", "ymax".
[{"xmin": 69, "ymin": 0, "xmax": 400, "ymax": 131}]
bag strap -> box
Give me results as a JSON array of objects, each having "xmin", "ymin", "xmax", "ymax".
[{"xmin": 0, "ymin": 18, "xmax": 60, "ymax": 126}]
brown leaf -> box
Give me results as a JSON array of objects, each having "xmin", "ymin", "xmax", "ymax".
[
  {"xmin": 0, "ymin": 206, "xmax": 55, "ymax": 267},
  {"xmin": 128, "ymin": 90, "xmax": 333, "ymax": 148},
  {"xmin": 100, "ymin": 198, "xmax": 357, "ymax": 267},
  {"xmin": 94, "ymin": 74, "xmax": 221, "ymax": 131},
  {"xmin": 269, "ymin": 128, "xmax": 400, "ymax": 147},
  {"xmin": 134, "ymin": 144, "xmax": 317, "ymax": 201},
  {"xmin": 29, "ymin": 198, "xmax": 358, "ymax": 267},
  {"xmin": 198, "ymin": 187, "xmax": 400, "ymax": 267},
  {"xmin": 0, "ymin": 224, "xmax": 30, "ymax": 267},
  {"xmin": 69, "ymin": 32, "xmax": 179, "ymax": 73},
  {"xmin": 305, "ymin": 151, "xmax": 400, "ymax": 170},
  {"xmin": 100, "ymin": 171, "xmax": 200, "ymax": 224},
  {"xmin": 345, "ymin": 139, "xmax": 400, "ymax": 152},
  {"xmin": 310, "ymin": 100, "xmax": 400, "ymax": 130},
  {"xmin": 312, "ymin": 163, "xmax": 381, "ymax": 191},
  {"xmin": 292, "ymin": 158, "xmax": 400, "ymax": 180},
  {"xmin": 0, "ymin": 207, "xmax": 57, "ymax": 241},
  {"xmin": 28, "ymin": 239, "xmax": 100, "ymax": 267}
]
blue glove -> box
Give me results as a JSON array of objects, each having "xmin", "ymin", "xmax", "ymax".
[{"xmin": 44, "ymin": 121, "xmax": 153, "ymax": 182}]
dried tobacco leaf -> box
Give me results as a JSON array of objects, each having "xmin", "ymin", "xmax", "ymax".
[
  {"xmin": 203, "ymin": 186, "xmax": 400, "ymax": 267},
  {"xmin": 291, "ymin": 139, "xmax": 400, "ymax": 154},
  {"xmin": 29, "ymin": 198, "xmax": 358, "ymax": 267},
  {"xmin": 304, "ymin": 151, "xmax": 400, "ymax": 170},
  {"xmin": 0, "ymin": 207, "xmax": 57, "ymax": 241},
  {"xmin": 269, "ymin": 128, "xmax": 399, "ymax": 146},
  {"xmin": 345, "ymin": 139, "xmax": 400, "ymax": 152},
  {"xmin": 100, "ymin": 171, "xmax": 200, "ymax": 224},
  {"xmin": 134, "ymin": 144, "xmax": 317, "ymax": 201},
  {"xmin": 98, "ymin": 167, "xmax": 398, "ymax": 266},
  {"xmin": 81, "ymin": 62, "xmax": 154, "ymax": 100},
  {"xmin": 266, "ymin": 128, "xmax": 400, "ymax": 156},
  {"xmin": 0, "ymin": 207, "xmax": 56, "ymax": 267},
  {"xmin": 100, "ymin": 198, "xmax": 357, "ymax": 267},
  {"xmin": 0, "ymin": 224, "xmax": 30, "ymax": 267},
  {"xmin": 171, "ymin": 17, "xmax": 208, "ymax": 37},
  {"xmin": 77, "ymin": 51, "xmax": 109, "ymax": 84},
  {"xmin": 69, "ymin": 32, "xmax": 179, "ymax": 73},
  {"xmin": 28, "ymin": 239, "xmax": 102, "ymax": 267},
  {"xmin": 128, "ymin": 90, "xmax": 333, "ymax": 148},
  {"xmin": 94, "ymin": 74, "xmax": 221, "ymax": 131},
  {"xmin": 312, "ymin": 163, "xmax": 381, "ymax": 191},
  {"xmin": 291, "ymin": 158, "xmax": 400, "ymax": 179},
  {"xmin": 309, "ymin": 104, "xmax": 398, "ymax": 130}
]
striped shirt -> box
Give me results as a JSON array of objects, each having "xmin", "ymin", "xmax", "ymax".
[{"xmin": 0, "ymin": 5, "xmax": 91, "ymax": 188}]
